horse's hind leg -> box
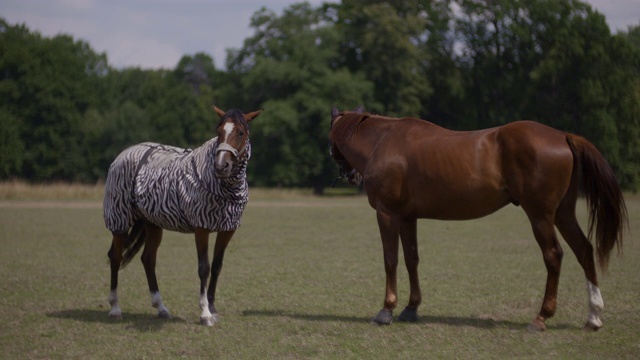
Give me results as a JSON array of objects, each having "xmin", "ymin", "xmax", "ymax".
[
  {"xmin": 526, "ymin": 212, "xmax": 564, "ymax": 331},
  {"xmin": 107, "ymin": 234, "xmax": 126, "ymax": 318},
  {"xmin": 555, "ymin": 199, "xmax": 603, "ymax": 331},
  {"xmin": 194, "ymin": 228, "xmax": 214, "ymax": 326},
  {"xmin": 141, "ymin": 224, "xmax": 171, "ymax": 319}
]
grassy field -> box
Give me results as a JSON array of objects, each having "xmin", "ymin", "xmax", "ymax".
[{"xmin": 0, "ymin": 186, "xmax": 638, "ymax": 359}]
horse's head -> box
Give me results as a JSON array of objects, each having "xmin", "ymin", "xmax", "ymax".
[
  {"xmin": 213, "ymin": 105, "xmax": 262, "ymax": 178},
  {"xmin": 329, "ymin": 107, "xmax": 363, "ymax": 186}
]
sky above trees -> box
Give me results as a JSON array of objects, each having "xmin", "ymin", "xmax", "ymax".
[{"xmin": 1, "ymin": 0, "xmax": 638, "ymax": 70}]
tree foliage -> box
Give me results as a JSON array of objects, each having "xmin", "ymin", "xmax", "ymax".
[
  {"xmin": 1, "ymin": 0, "xmax": 639, "ymax": 191},
  {"xmin": 227, "ymin": 4, "xmax": 374, "ymax": 191}
]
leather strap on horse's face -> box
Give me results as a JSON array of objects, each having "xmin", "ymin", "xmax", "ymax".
[
  {"xmin": 216, "ymin": 142, "xmax": 239, "ymax": 158},
  {"xmin": 216, "ymin": 135, "xmax": 250, "ymax": 161}
]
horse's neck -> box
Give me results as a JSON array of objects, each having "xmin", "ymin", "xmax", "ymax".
[
  {"xmin": 193, "ymin": 139, "xmax": 249, "ymax": 191},
  {"xmin": 344, "ymin": 118, "xmax": 395, "ymax": 171}
]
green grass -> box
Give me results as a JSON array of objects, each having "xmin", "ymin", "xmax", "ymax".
[{"xmin": 0, "ymin": 191, "xmax": 639, "ymax": 359}]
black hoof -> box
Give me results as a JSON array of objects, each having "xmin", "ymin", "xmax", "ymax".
[
  {"xmin": 398, "ymin": 307, "xmax": 419, "ymax": 322},
  {"xmin": 372, "ymin": 309, "xmax": 393, "ymax": 325}
]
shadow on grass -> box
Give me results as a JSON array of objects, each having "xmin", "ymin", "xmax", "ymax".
[
  {"xmin": 242, "ymin": 309, "xmax": 369, "ymax": 323},
  {"xmin": 47, "ymin": 308, "xmax": 186, "ymax": 332},
  {"xmin": 242, "ymin": 309, "xmax": 576, "ymax": 330}
]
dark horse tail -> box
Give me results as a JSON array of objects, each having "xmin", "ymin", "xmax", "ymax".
[
  {"xmin": 108, "ymin": 220, "xmax": 146, "ymax": 270},
  {"xmin": 566, "ymin": 134, "xmax": 628, "ymax": 270}
]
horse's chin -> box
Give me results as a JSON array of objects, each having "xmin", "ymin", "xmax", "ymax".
[{"xmin": 214, "ymin": 170, "xmax": 231, "ymax": 179}]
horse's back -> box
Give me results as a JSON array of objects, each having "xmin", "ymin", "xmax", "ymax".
[
  {"xmin": 364, "ymin": 119, "xmax": 574, "ymax": 220},
  {"xmin": 104, "ymin": 142, "xmax": 190, "ymax": 234},
  {"xmin": 364, "ymin": 120, "xmax": 509, "ymax": 219}
]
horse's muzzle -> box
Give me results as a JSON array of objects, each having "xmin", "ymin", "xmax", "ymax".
[
  {"xmin": 214, "ymin": 153, "xmax": 234, "ymax": 178},
  {"xmin": 347, "ymin": 169, "xmax": 363, "ymax": 186}
]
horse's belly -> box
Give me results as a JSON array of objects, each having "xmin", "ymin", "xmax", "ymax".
[
  {"xmin": 414, "ymin": 190, "xmax": 511, "ymax": 220},
  {"xmin": 135, "ymin": 171, "xmax": 193, "ymax": 232}
]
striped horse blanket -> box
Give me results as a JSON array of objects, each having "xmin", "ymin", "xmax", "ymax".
[{"xmin": 103, "ymin": 138, "xmax": 250, "ymax": 234}]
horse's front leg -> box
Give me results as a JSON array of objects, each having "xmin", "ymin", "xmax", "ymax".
[
  {"xmin": 195, "ymin": 228, "xmax": 214, "ymax": 326},
  {"xmin": 373, "ymin": 210, "xmax": 400, "ymax": 325},
  {"xmin": 398, "ymin": 216, "xmax": 421, "ymax": 322},
  {"xmin": 206, "ymin": 230, "xmax": 235, "ymax": 324},
  {"xmin": 141, "ymin": 224, "xmax": 171, "ymax": 319}
]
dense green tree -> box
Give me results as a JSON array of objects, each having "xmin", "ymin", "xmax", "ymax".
[
  {"xmin": 0, "ymin": 19, "xmax": 107, "ymax": 181},
  {"xmin": 174, "ymin": 52, "xmax": 218, "ymax": 96},
  {"xmin": 522, "ymin": 2, "xmax": 640, "ymax": 189},
  {"xmin": 419, "ymin": 0, "xmax": 465, "ymax": 125},
  {"xmin": 334, "ymin": 0, "xmax": 434, "ymax": 116},
  {"xmin": 450, "ymin": 1, "xmax": 640, "ymax": 189},
  {"xmin": 227, "ymin": 3, "xmax": 375, "ymax": 192},
  {"xmin": 454, "ymin": 0, "xmax": 531, "ymax": 127},
  {"xmin": 94, "ymin": 66, "xmax": 224, "ymax": 172},
  {"xmin": 0, "ymin": 108, "xmax": 23, "ymax": 177},
  {"xmin": 1, "ymin": 3, "xmax": 639, "ymax": 191}
]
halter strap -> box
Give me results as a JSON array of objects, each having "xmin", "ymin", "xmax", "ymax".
[{"xmin": 215, "ymin": 142, "xmax": 239, "ymax": 158}]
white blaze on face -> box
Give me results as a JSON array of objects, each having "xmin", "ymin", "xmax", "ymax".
[
  {"xmin": 223, "ymin": 122, "xmax": 235, "ymax": 138},
  {"xmin": 586, "ymin": 281, "xmax": 604, "ymax": 328},
  {"xmin": 216, "ymin": 122, "xmax": 236, "ymax": 165}
]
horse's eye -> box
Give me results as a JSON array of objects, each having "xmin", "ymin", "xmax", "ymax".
[{"xmin": 238, "ymin": 131, "xmax": 244, "ymax": 137}]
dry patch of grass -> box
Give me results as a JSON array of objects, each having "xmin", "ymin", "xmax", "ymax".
[
  {"xmin": 0, "ymin": 181, "xmax": 360, "ymax": 202},
  {"xmin": 0, "ymin": 180, "xmax": 105, "ymax": 200}
]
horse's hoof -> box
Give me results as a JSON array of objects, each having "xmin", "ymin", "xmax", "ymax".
[
  {"xmin": 108, "ymin": 310, "xmax": 122, "ymax": 319},
  {"xmin": 372, "ymin": 309, "xmax": 393, "ymax": 325},
  {"xmin": 200, "ymin": 316, "xmax": 214, "ymax": 327},
  {"xmin": 158, "ymin": 310, "xmax": 172, "ymax": 319},
  {"xmin": 398, "ymin": 307, "xmax": 419, "ymax": 322},
  {"xmin": 527, "ymin": 318, "xmax": 546, "ymax": 332},
  {"xmin": 583, "ymin": 321, "xmax": 602, "ymax": 331}
]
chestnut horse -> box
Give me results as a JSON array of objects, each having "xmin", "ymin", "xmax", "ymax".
[{"xmin": 329, "ymin": 108, "xmax": 627, "ymax": 331}]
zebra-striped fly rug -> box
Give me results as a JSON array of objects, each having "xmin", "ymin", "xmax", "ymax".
[{"xmin": 103, "ymin": 138, "xmax": 250, "ymax": 235}]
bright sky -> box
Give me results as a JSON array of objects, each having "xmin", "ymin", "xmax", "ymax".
[{"xmin": 1, "ymin": 0, "xmax": 638, "ymax": 70}]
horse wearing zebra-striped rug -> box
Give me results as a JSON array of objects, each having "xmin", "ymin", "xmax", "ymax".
[{"xmin": 104, "ymin": 106, "xmax": 262, "ymax": 326}]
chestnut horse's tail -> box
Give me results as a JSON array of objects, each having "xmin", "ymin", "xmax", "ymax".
[{"xmin": 566, "ymin": 134, "xmax": 627, "ymax": 270}]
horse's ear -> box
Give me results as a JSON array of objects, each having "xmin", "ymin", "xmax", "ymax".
[
  {"xmin": 212, "ymin": 105, "xmax": 225, "ymax": 118},
  {"xmin": 331, "ymin": 106, "xmax": 340, "ymax": 119},
  {"xmin": 244, "ymin": 109, "xmax": 263, "ymax": 122}
]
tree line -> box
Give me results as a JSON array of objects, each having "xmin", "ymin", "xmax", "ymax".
[{"xmin": 1, "ymin": 0, "xmax": 639, "ymax": 193}]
